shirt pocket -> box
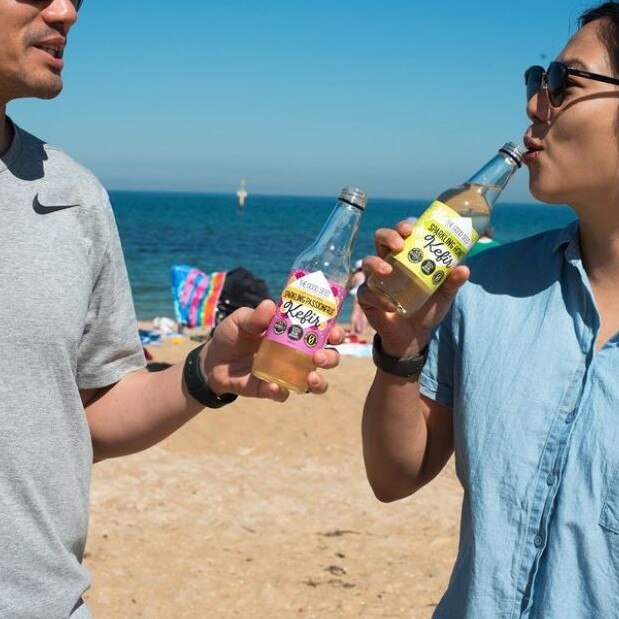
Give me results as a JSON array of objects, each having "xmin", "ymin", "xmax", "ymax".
[{"xmin": 600, "ymin": 466, "xmax": 619, "ymax": 534}]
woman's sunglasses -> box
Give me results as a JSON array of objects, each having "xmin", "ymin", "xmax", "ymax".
[{"xmin": 525, "ymin": 61, "xmax": 619, "ymax": 107}]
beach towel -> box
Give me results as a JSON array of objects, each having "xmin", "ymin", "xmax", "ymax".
[
  {"xmin": 334, "ymin": 343, "xmax": 373, "ymax": 357},
  {"xmin": 139, "ymin": 329, "xmax": 162, "ymax": 345},
  {"xmin": 171, "ymin": 265, "xmax": 227, "ymax": 328}
]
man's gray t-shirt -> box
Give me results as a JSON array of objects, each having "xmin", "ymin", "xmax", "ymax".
[{"xmin": 0, "ymin": 122, "xmax": 145, "ymax": 617}]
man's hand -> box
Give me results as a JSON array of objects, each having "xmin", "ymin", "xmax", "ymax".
[
  {"xmin": 358, "ymin": 220, "xmax": 469, "ymax": 357},
  {"xmin": 202, "ymin": 300, "xmax": 344, "ymax": 402}
]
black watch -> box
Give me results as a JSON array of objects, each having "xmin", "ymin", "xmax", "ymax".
[
  {"xmin": 183, "ymin": 343, "xmax": 238, "ymax": 409},
  {"xmin": 372, "ymin": 333, "xmax": 428, "ymax": 378}
]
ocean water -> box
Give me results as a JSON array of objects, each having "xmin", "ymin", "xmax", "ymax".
[{"xmin": 110, "ymin": 191, "xmax": 577, "ymax": 323}]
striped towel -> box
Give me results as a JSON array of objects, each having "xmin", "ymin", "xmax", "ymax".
[{"xmin": 171, "ymin": 265, "xmax": 226, "ymax": 328}]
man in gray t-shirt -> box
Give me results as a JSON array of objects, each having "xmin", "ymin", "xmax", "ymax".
[
  {"xmin": 0, "ymin": 2, "xmax": 342, "ymax": 617},
  {"xmin": 1, "ymin": 122, "xmax": 147, "ymax": 618}
]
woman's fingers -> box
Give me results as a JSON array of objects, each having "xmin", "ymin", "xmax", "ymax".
[
  {"xmin": 373, "ymin": 227, "xmax": 407, "ymax": 257},
  {"xmin": 357, "ymin": 281, "xmax": 399, "ymax": 314},
  {"xmin": 438, "ymin": 265, "xmax": 470, "ymax": 298}
]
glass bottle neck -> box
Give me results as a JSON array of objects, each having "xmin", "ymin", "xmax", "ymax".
[
  {"xmin": 293, "ymin": 199, "xmax": 364, "ymax": 282},
  {"xmin": 466, "ymin": 151, "xmax": 521, "ymax": 207},
  {"xmin": 320, "ymin": 198, "xmax": 364, "ymax": 252}
]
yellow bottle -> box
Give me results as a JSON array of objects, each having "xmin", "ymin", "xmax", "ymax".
[{"xmin": 367, "ymin": 142, "xmax": 525, "ymax": 316}]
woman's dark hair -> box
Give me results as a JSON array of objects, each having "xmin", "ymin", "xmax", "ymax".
[{"xmin": 580, "ymin": 2, "xmax": 619, "ymax": 76}]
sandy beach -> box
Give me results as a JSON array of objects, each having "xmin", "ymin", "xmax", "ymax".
[{"xmin": 83, "ymin": 332, "xmax": 462, "ymax": 618}]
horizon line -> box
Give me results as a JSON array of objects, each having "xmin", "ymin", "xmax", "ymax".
[{"xmin": 106, "ymin": 187, "xmax": 551, "ymax": 208}]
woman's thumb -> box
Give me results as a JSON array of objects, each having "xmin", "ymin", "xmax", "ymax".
[{"xmin": 437, "ymin": 265, "xmax": 470, "ymax": 302}]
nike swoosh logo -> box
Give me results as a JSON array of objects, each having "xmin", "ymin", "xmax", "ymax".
[{"xmin": 33, "ymin": 194, "xmax": 80, "ymax": 214}]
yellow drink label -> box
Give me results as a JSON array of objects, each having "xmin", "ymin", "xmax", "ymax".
[{"xmin": 392, "ymin": 201, "xmax": 479, "ymax": 293}]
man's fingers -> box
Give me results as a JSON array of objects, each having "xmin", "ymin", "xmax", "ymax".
[
  {"xmin": 236, "ymin": 299, "xmax": 277, "ymax": 337},
  {"xmin": 307, "ymin": 371, "xmax": 328, "ymax": 395},
  {"xmin": 258, "ymin": 380, "xmax": 290, "ymax": 402},
  {"xmin": 314, "ymin": 347, "xmax": 340, "ymax": 370},
  {"xmin": 327, "ymin": 325, "xmax": 345, "ymax": 346}
]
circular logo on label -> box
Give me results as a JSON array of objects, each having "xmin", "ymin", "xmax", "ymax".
[
  {"xmin": 408, "ymin": 248, "xmax": 423, "ymax": 264},
  {"xmin": 304, "ymin": 332, "xmax": 318, "ymax": 348},
  {"xmin": 432, "ymin": 271, "xmax": 445, "ymax": 285},
  {"xmin": 287, "ymin": 325, "xmax": 303, "ymax": 342},
  {"xmin": 421, "ymin": 260, "xmax": 436, "ymax": 275},
  {"xmin": 273, "ymin": 319, "xmax": 287, "ymax": 335}
]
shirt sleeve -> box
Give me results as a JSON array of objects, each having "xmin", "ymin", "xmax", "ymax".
[
  {"xmin": 76, "ymin": 200, "xmax": 145, "ymax": 389},
  {"xmin": 419, "ymin": 301, "xmax": 459, "ymax": 409}
]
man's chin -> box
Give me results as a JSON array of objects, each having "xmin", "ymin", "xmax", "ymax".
[
  {"xmin": 36, "ymin": 79, "xmax": 63, "ymax": 100},
  {"xmin": 18, "ymin": 74, "xmax": 64, "ymax": 100},
  {"xmin": 36, "ymin": 87, "xmax": 63, "ymax": 100}
]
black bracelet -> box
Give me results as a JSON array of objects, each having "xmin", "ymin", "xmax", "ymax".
[
  {"xmin": 372, "ymin": 333, "xmax": 428, "ymax": 378},
  {"xmin": 183, "ymin": 343, "xmax": 238, "ymax": 409}
]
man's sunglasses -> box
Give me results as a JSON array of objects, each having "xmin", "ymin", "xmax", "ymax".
[
  {"xmin": 525, "ymin": 61, "xmax": 619, "ymax": 107},
  {"xmin": 72, "ymin": 0, "xmax": 84, "ymax": 10}
]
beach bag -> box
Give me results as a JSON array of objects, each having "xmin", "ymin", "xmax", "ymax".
[
  {"xmin": 171, "ymin": 265, "xmax": 271, "ymax": 329},
  {"xmin": 217, "ymin": 267, "xmax": 271, "ymax": 319}
]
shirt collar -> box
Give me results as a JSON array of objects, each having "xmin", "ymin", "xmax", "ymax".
[
  {"xmin": 0, "ymin": 117, "xmax": 22, "ymax": 174},
  {"xmin": 552, "ymin": 220, "xmax": 580, "ymax": 255}
]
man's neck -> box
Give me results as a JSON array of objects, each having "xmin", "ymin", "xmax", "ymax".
[{"xmin": 0, "ymin": 107, "xmax": 11, "ymax": 157}]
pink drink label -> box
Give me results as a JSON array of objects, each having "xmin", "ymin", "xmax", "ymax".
[{"xmin": 265, "ymin": 269, "xmax": 347, "ymax": 356}]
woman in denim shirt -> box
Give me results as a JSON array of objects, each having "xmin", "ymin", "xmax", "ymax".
[{"xmin": 360, "ymin": 3, "xmax": 619, "ymax": 617}]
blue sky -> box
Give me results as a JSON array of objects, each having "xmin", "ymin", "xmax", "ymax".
[{"xmin": 11, "ymin": 0, "xmax": 596, "ymax": 201}]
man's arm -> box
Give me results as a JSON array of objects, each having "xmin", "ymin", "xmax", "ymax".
[
  {"xmin": 82, "ymin": 300, "xmax": 342, "ymax": 463},
  {"xmin": 83, "ymin": 362, "xmax": 209, "ymax": 463},
  {"xmin": 362, "ymin": 370, "xmax": 453, "ymax": 502}
]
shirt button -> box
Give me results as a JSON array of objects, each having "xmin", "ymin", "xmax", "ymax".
[
  {"xmin": 534, "ymin": 534, "xmax": 543, "ymax": 548},
  {"xmin": 546, "ymin": 473, "xmax": 556, "ymax": 486},
  {"xmin": 565, "ymin": 412, "xmax": 576, "ymax": 424}
]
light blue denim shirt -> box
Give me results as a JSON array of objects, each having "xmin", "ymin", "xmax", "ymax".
[{"xmin": 419, "ymin": 222, "xmax": 619, "ymax": 618}]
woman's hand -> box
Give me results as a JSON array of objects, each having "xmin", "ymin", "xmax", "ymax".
[{"xmin": 358, "ymin": 220, "xmax": 469, "ymax": 357}]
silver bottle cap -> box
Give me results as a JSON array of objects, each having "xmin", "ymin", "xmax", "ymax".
[
  {"xmin": 339, "ymin": 186, "xmax": 368, "ymax": 210},
  {"xmin": 499, "ymin": 142, "xmax": 526, "ymax": 167}
]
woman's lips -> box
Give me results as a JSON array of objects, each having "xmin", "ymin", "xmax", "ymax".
[
  {"xmin": 523, "ymin": 136, "xmax": 544, "ymax": 164},
  {"xmin": 524, "ymin": 150, "xmax": 541, "ymax": 164}
]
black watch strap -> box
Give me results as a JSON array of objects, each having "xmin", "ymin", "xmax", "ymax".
[
  {"xmin": 372, "ymin": 333, "xmax": 428, "ymax": 378},
  {"xmin": 183, "ymin": 343, "xmax": 238, "ymax": 409}
]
